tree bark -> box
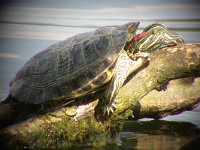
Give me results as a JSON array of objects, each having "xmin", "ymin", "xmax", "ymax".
[{"xmin": 0, "ymin": 43, "xmax": 200, "ymax": 149}]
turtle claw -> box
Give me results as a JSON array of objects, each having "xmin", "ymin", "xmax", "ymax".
[
  {"xmin": 111, "ymin": 103, "xmax": 117, "ymax": 109},
  {"xmin": 110, "ymin": 107, "xmax": 114, "ymax": 113},
  {"xmin": 106, "ymin": 107, "xmax": 111, "ymax": 115},
  {"xmin": 106, "ymin": 101, "xmax": 117, "ymax": 115},
  {"xmin": 95, "ymin": 100, "xmax": 117, "ymax": 121},
  {"xmin": 107, "ymin": 107, "xmax": 113, "ymax": 115},
  {"xmin": 105, "ymin": 107, "xmax": 111, "ymax": 115}
]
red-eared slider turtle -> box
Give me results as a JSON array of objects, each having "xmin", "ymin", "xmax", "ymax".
[{"xmin": 3, "ymin": 22, "xmax": 184, "ymax": 119}]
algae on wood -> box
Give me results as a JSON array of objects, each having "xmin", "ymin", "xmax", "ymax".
[{"xmin": 0, "ymin": 43, "xmax": 200, "ymax": 149}]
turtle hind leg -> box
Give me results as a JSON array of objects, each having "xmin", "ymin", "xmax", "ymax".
[{"xmin": 1, "ymin": 94, "xmax": 12, "ymax": 104}]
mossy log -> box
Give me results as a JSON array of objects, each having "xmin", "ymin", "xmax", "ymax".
[{"xmin": 0, "ymin": 43, "xmax": 200, "ymax": 149}]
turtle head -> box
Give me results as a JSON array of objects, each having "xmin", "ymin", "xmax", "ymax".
[
  {"xmin": 125, "ymin": 23, "xmax": 184, "ymax": 59},
  {"xmin": 134, "ymin": 23, "xmax": 184, "ymax": 53}
]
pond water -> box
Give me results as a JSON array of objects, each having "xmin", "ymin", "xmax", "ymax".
[{"xmin": 0, "ymin": 1, "xmax": 200, "ymax": 149}]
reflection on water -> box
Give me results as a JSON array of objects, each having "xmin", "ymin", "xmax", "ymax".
[{"xmin": 120, "ymin": 120, "xmax": 200, "ymax": 150}]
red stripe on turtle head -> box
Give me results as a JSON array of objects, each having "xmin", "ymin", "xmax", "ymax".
[{"xmin": 134, "ymin": 32, "xmax": 150, "ymax": 41}]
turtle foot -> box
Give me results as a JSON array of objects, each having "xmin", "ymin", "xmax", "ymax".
[
  {"xmin": 106, "ymin": 102, "xmax": 117, "ymax": 115},
  {"xmin": 94, "ymin": 100, "xmax": 117, "ymax": 121}
]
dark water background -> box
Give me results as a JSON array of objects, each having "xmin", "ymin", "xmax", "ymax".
[{"xmin": 0, "ymin": 0, "xmax": 200, "ymax": 149}]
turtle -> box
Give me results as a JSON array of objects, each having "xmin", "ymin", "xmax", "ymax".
[{"xmin": 3, "ymin": 22, "xmax": 184, "ymax": 120}]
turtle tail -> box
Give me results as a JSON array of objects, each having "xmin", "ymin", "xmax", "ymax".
[{"xmin": 1, "ymin": 94, "xmax": 12, "ymax": 104}]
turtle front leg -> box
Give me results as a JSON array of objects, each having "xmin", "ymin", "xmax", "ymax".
[{"xmin": 95, "ymin": 50, "xmax": 148, "ymax": 120}]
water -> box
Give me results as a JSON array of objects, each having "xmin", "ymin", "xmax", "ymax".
[
  {"xmin": 0, "ymin": 2, "xmax": 200, "ymax": 149},
  {"xmin": 120, "ymin": 120, "xmax": 200, "ymax": 150}
]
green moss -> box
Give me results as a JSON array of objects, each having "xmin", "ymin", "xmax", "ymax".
[{"xmin": 28, "ymin": 115, "xmax": 121, "ymax": 149}]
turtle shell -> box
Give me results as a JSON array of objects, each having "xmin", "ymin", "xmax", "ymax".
[{"xmin": 9, "ymin": 22, "xmax": 139, "ymax": 104}]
